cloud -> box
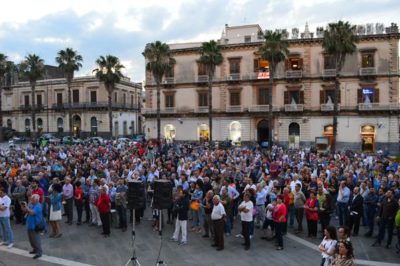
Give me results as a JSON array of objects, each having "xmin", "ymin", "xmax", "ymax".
[{"xmin": 0, "ymin": 0, "xmax": 398, "ymax": 82}]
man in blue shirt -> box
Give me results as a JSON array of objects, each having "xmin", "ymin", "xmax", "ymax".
[
  {"xmin": 23, "ymin": 194, "xmax": 43, "ymax": 259},
  {"xmin": 337, "ymin": 181, "xmax": 351, "ymax": 226}
]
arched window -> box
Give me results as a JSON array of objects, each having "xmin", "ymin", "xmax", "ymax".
[
  {"xmin": 229, "ymin": 121, "xmax": 241, "ymax": 143},
  {"xmin": 25, "ymin": 119, "xmax": 31, "ymax": 131},
  {"xmin": 164, "ymin": 124, "xmax": 176, "ymax": 141},
  {"xmin": 37, "ymin": 118, "xmax": 43, "ymax": 133},
  {"xmin": 288, "ymin": 122, "xmax": 300, "ymax": 136},
  {"xmin": 57, "ymin": 118, "xmax": 64, "ymax": 133},
  {"xmin": 288, "ymin": 122, "xmax": 300, "ymax": 149},
  {"xmin": 123, "ymin": 121, "xmax": 128, "ymax": 135},
  {"xmin": 6, "ymin": 119, "xmax": 12, "ymax": 129}
]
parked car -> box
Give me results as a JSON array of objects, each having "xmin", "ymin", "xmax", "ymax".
[
  {"xmin": 86, "ymin": 136, "xmax": 105, "ymax": 145},
  {"xmin": 40, "ymin": 133, "xmax": 61, "ymax": 145},
  {"xmin": 1, "ymin": 127, "xmax": 17, "ymax": 141},
  {"xmin": 10, "ymin": 136, "xmax": 26, "ymax": 144},
  {"xmin": 62, "ymin": 136, "xmax": 84, "ymax": 145},
  {"xmin": 132, "ymin": 134, "xmax": 146, "ymax": 143}
]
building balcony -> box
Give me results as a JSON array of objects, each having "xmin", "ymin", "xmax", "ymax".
[
  {"xmin": 248, "ymin": 105, "xmax": 280, "ymax": 112},
  {"xmin": 321, "ymin": 104, "xmax": 340, "ymax": 111},
  {"xmin": 163, "ymin": 77, "xmax": 175, "ymax": 85},
  {"xmin": 51, "ymin": 102, "xmax": 138, "ymax": 111},
  {"xmin": 19, "ymin": 104, "xmax": 44, "ymax": 112},
  {"xmin": 284, "ymin": 104, "xmax": 304, "ymax": 112},
  {"xmin": 358, "ymin": 103, "xmax": 392, "ymax": 111},
  {"xmin": 197, "ymin": 75, "xmax": 209, "ymax": 83},
  {"xmin": 226, "ymin": 73, "xmax": 241, "ymax": 82},
  {"xmin": 322, "ymin": 69, "xmax": 336, "ymax": 77},
  {"xmin": 195, "ymin": 106, "xmax": 209, "ymax": 113},
  {"xmin": 359, "ymin": 67, "xmax": 377, "ymax": 76},
  {"xmin": 285, "ymin": 70, "xmax": 303, "ymax": 79},
  {"xmin": 226, "ymin": 105, "xmax": 243, "ymax": 112}
]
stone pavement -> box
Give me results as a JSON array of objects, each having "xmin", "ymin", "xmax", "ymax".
[{"xmin": 1, "ymin": 209, "xmax": 399, "ymax": 266}]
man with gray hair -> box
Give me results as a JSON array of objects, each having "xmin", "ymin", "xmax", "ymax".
[
  {"xmin": 211, "ymin": 195, "xmax": 226, "ymax": 251},
  {"xmin": 22, "ymin": 194, "xmax": 43, "ymax": 259}
]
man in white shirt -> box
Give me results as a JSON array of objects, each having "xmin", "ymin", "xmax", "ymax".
[
  {"xmin": 0, "ymin": 189, "xmax": 14, "ymax": 248},
  {"xmin": 238, "ymin": 193, "xmax": 253, "ymax": 250},
  {"xmin": 211, "ymin": 195, "xmax": 226, "ymax": 251}
]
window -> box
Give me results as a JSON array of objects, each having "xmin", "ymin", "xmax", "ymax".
[
  {"xmin": 36, "ymin": 94, "xmax": 42, "ymax": 106},
  {"xmin": 230, "ymin": 91, "xmax": 241, "ymax": 106},
  {"xmin": 131, "ymin": 121, "xmax": 135, "ymax": 135},
  {"xmin": 320, "ymin": 89, "xmax": 341, "ymax": 104},
  {"xmin": 123, "ymin": 121, "xmax": 128, "ymax": 135},
  {"xmin": 72, "ymin": 90, "xmax": 79, "ymax": 103},
  {"xmin": 284, "ymin": 90, "xmax": 304, "ymax": 104},
  {"xmin": 37, "ymin": 118, "xmax": 43, "ymax": 133},
  {"xmin": 258, "ymin": 88, "xmax": 269, "ymax": 105},
  {"xmin": 198, "ymin": 63, "xmax": 207, "ymax": 76},
  {"xmin": 244, "ymin": 35, "xmax": 251, "ymax": 43},
  {"xmin": 358, "ymin": 88, "xmax": 379, "ymax": 103},
  {"xmin": 254, "ymin": 59, "xmax": 269, "ymax": 72},
  {"xmin": 90, "ymin": 91, "xmax": 97, "ymax": 103},
  {"xmin": 114, "ymin": 92, "xmax": 118, "ymax": 103},
  {"xmin": 25, "ymin": 118, "xmax": 30, "ymax": 131},
  {"xmin": 6, "ymin": 119, "xmax": 12, "ymax": 129},
  {"xmin": 24, "ymin": 95, "xmax": 29, "ymax": 106},
  {"xmin": 123, "ymin": 94, "xmax": 126, "ymax": 105},
  {"xmin": 131, "ymin": 95, "xmax": 134, "ymax": 105},
  {"xmin": 286, "ymin": 57, "xmax": 303, "ymax": 70},
  {"xmin": 229, "ymin": 58, "xmax": 241, "ymax": 74},
  {"xmin": 324, "ymin": 55, "xmax": 336, "ymax": 69},
  {"xmin": 198, "ymin": 92, "xmax": 208, "ymax": 107},
  {"xmin": 165, "ymin": 94, "xmax": 175, "ymax": 108},
  {"xmin": 57, "ymin": 118, "xmax": 63, "ymax": 133},
  {"xmin": 56, "ymin": 93, "xmax": 63, "ymax": 104},
  {"xmin": 90, "ymin": 117, "xmax": 97, "ymax": 135},
  {"xmin": 361, "ymin": 53, "xmax": 374, "ymax": 68}
]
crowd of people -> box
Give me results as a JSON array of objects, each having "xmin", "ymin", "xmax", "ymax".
[{"xmin": 0, "ymin": 139, "xmax": 399, "ymax": 265}]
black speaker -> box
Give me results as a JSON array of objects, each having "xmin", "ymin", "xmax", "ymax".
[
  {"xmin": 153, "ymin": 180, "xmax": 172, "ymax": 209},
  {"xmin": 127, "ymin": 181, "xmax": 145, "ymax": 209}
]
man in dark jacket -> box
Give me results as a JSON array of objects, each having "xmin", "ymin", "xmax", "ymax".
[
  {"xmin": 364, "ymin": 188, "xmax": 378, "ymax": 237},
  {"xmin": 170, "ymin": 190, "xmax": 189, "ymax": 245},
  {"xmin": 373, "ymin": 189, "xmax": 399, "ymax": 248},
  {"xmin": 347, "ymin": 186, "xmax": 363, "ymax": 236}
]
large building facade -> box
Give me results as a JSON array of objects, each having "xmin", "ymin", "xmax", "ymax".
[
  {"xmin": 2, "ymin": 75, "xmax": 142, "ymax": 138},
  {"xmin": 144, "ymin": 23, "xmax": 400, "ymax": 153}
]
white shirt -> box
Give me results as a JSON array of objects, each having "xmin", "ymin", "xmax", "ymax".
[
  {"xmin": 211, "ymin": 202, "xmax": 226, "ymax": 220},
  {"xmin": 239, "ymin": 200, "xmax": 254, "ymax": 222},
  {"xmin": 290, "ymin": 180, "xmax": 302, "ymax": 192},
  {"xmin": 320, "ymin": 238, "xmax": 337, "ymax": 259},
  {"xmin": 0, "ymin": 195, "xmax": 11, "ymax": 217}
]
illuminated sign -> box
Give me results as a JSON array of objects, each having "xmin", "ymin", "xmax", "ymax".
[
  {"xmin": 257, "ymin": 72, "xmax": 270, "ymax": 79},
  {"xmin": 362, "ymin": 88, "xmax": 374, "ymax": 95}
]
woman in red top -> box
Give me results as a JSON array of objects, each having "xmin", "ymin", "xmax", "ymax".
[
  {"xmin": 96, "ymin": 186, "xmax": 111, "ymax": 237},
  {"xmin": 74, "ymin": 181, "xmax": 83, "ymax": 225},
  {"xmin": 273, "ymin": 195, "xmax": 287, "ymax": 250},
  {"xmin": 304, "ymin": 191, "xmax": 319, "ymax": 238}
]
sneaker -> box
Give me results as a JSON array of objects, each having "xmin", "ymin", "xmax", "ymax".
[
  {"xmin": 235, "ymin": 234, "xmax": 243, "ymax": 238},
  {"xmin": 169, "ymin": 237, "xmax": 178, "ymax": 242},
  {"xmin": 7, "ymin": 243, "xmax": 13, "ymax": 249},
  {"xmin": 178, "ymin": 241, "xmax": 187, "ymax": 245}
]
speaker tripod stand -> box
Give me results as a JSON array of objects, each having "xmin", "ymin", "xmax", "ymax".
[
  {"xmin": 124, "ymin": 209, "xmax": 141, "ymax": 266},
  {"xmin": 155, "ymin": 210, "xmax": 167, "ymax": 266}
]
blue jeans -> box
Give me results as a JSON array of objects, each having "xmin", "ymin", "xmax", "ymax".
[
  {"xmin": 0, "ymin": 217, "xmax": 14, "ymax": 244},
  {"xmin": 224, "ymin": 215, "xmax": 232, "ymax": 234},
  {"xmin": 337, "ymin": 202, "xmax": 348, "ymax": 226},
  {"xmin": 192, "ymin": 208, "xmax": 203, "ymax": 227},
  {"xmin": 288, "ymin": 205, "xmax": 295, "ymax": 227}
]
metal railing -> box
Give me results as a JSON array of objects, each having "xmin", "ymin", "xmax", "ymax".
[
  {"xmin": 226, "ymin": 105, "xmax": 242, "ymax": 112},
  {"xmin": 321, "ymin": 104, "xmax": 340, "ymax": 111},
  {"xmin": 197, "ymin": 75, "xmax": 209, "ymax": 83},
  {"xmin": 195, "ymin": 106, "xmax": 209, "ymax": 113},
  {"xmin": 19, "ymin": 104, "xmax": 44, "ymax": 111},
  {"xmin": 284, "ymin": 104, "xmax": 304, "ymax": 112},
  {"xmin": 323, "ymin": 69, "xmax": 336, "ymax": 77},
  {"xmin": 285, "ymin": 70, "xmax": 303, "ymax": 79},
  {"xmin": 359, "ymin": 67, "xmax": 377, "ymax": 76},
  {"xmin": 359, "ymin": 103, "xmax": 390, "ymax": 111},
  {"xmin": 226, "ymin": 73, "xmax": 241, "ymax": 81}
]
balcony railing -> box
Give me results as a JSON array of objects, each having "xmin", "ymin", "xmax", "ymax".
[
  {"xmin": 248, "ymin": 105, "xmax": 280, "ymax": 112},
  {"xmin": 195, "ymin": 106, "xmax": 209, "ymax": 113},
  {"xmin": 51, "ymin": 102, "xmax": 138, "ymax": 110},
  {"xmin": 197, "ymin": 75, "xmax": 209, "ymax": 83},
  {"xmin": 359, "ymin": 67, "xmax": 377, "ymax": 76},
  {"xmin": 358, "ymin": 103, "xmax": 390, "ymax": 111},
  {"xmin": 226, "ymin": 73, "xmax": 241, "ymax": 81},
  {"xmin": 321, "ymin": 104, "xmax": 340, "ymax": 111},
  {"xmin": 226, "ymin": 105, "xmax": 242, "ymax": 112},
  {"xmin": 284, "ymin": 104, "xmax": 304, "ymax": 112},
  {"xmin": 323, "ymin": 69, "xmax": 336, "ymax": 77},
  {"xmin": 285, "ymin": 70, "xmax": 303, "ymax": 79},
  {"xmin": 163, "ymin": 77, "xmax": 175, "ymax": 85},
  {"xmin": 19, "ymin": 104, "xmax": 44, "ymax": 111}
]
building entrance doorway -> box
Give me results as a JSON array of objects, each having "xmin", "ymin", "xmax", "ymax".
[
  {"xmin": 361, "ymin": 125, "xmax": 375, "ymax": 152},
  {"xmin": 257, "ymin": 119, "xmax": 269, "ymax": 143}
]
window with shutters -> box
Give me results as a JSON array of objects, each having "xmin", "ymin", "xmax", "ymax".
[
  {"xmin": 284, "ymin": 90, "xmax": 304, "ymax": 104},
  {"xmin": 258, "ymin": 88, "xmax": 269, "ymax": 105},
  {"xmin": 36, "ymin": 94, "xmax": 42, "ymax": 106},
  {"xmin": 90, "ymin": 91, "xmax": 97, "ymax": 103},
  {"xmin": 229, "ymin": 58, "xmax": 241, "ymax": 74},
  {"xmin": 230, "ymin": 91, "xmax": 241, "ymax": 106},
  {"xmin": 361, "ymin": 53, "xmax": 374, "ymax": 68},
  {"xmin": 324, "ymin": 55, "xmax": 336, "ymax": 69},
  {"xmin": 165, "ymin": 94, "xmax": 175, "ymax": 108},
  {"xmin": 72, "ymin": 90, "xmax": 79, "ymax": 103},
  {"xmin": 57, "ymin": 93, "xmax": 63, "ymax": 104},
  {"xmin": 198, "ymin": 63, "xmax": 207, "ymax": 76},
  {"xmin": 357, "ymin": 88, "xmax": 379, "ymax": 103},
  {"xmin": 24, "ymin": 95, "xmax": 30, "ymax": 106},
  {"xmin": 198, "ymin": 92, "xmax": 208, "ymax": 107},
  {"xmin": 320, "ymin": 89, "xmax": 341, "ymax": 104}
]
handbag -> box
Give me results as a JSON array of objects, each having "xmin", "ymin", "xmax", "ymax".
[{"xmin": 34, "ymin": 218, "xmax": 46, "ymax": 233}]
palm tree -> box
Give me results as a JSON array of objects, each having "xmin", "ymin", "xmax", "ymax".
[
  {"xmin": 198, "ymin": 40, "xmax": 223, "ymax": 143},
  {"xmin": 93, "ymin": 55, "xmax": 124, "ymax": 138},
  {"xmin": 258, "ymin": 30, "xmax": 289, "ymax": 149},
  {"xmin": 18, "ymin": 54, "xmax": 45, "ymax": 139},
  {"xmin": 56, "ymin": 48, "xmax": 83, "ymax": 135},
  {"xmin": 142, "ymin": 41, "xmax": 175, "ymax": 143},
  {"xmin": 322, "ymin": 21, "xmax": 357, "ymax": 151},
  {"xmin": 0, "ymin": 53, "xmax": 10, "ymax": 140}
]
